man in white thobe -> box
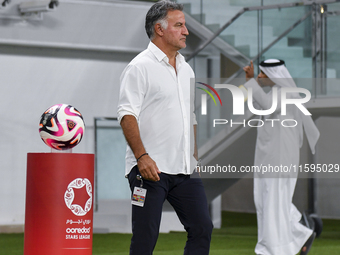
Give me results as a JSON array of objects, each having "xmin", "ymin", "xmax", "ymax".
[{"xmin": 243, "ymin": 59, "xmax": 320, "ymax": 255}]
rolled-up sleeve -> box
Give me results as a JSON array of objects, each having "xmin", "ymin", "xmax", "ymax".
[{"xmin": 117, "ymin": 65, "xmax": 147, "ymax": 123}]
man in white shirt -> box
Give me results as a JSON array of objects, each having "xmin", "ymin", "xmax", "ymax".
[
  {"xmin": 117, "ymin": 1, "xmax": 213, "ymax": 254},
  {"xmin": 243, "ymin": 60, "xmax": 319, "ymax": 255}
]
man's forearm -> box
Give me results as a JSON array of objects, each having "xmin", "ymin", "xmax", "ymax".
[
  {"xmin": 120, "ymin": 115, "xmax": 146, "ymax": 159},
  {"xmin": 120, "ymin": 114, "xmax": 160, "ymax": 181}
]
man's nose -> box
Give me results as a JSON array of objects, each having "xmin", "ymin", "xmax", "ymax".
[
  {"xmin": 258, "ymin": 73, "xmax": 264, "ymax": 79},
  {"xmin": 183, "ymin": 25, "xmax": 189, "ymax": 35}
]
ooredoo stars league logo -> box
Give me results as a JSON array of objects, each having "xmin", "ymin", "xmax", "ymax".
[{"xmin": 64, "ymin": 178, "xmax": 92, "ymax": 216}]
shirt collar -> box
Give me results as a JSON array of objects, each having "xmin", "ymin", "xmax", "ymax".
[{"xmin": 148, "ymin": 41, "xmax": 185, "ymax": 64}]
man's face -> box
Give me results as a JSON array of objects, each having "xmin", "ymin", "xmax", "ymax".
[
  {"xmin": 257, "ymin": 70, "xmax": 275, "ymax": 87},
  {"xmin": 162, "ymin": 10, "xmax": 189, "ymax": 51}
]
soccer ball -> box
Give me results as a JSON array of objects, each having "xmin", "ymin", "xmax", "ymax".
[{"xmin": 39, "ymin": 104, "xmax": 85, "ymax": 150}]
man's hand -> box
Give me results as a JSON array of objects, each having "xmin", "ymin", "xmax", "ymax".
[
  {"xmin": 137, "ymin": 155, "xmax": 161, "ymax": 182},
  {"xmin": 243, "ymin": 60, "xmax": 254, "ymax": 81}
]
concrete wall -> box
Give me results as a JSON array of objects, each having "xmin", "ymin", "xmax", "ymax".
[{"xmin": 0, "ymin": 0, "xmax": 152, "ymax": 228}]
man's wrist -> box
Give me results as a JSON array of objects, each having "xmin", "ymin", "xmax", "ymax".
[{"xmin": 137, "ymin": 153, "xmax": 148, "ymax": 162}]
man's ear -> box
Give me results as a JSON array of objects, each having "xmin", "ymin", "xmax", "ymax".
[{"xmin": 154, "ymin": 23, "xmax": 164, "ymax": 37}]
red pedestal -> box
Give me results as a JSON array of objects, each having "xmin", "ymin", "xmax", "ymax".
[{"xmin": 24, "ymin": 153, "xmax": 95, "ymax": 255}]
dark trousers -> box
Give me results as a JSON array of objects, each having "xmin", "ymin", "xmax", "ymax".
[{"xmin": 127, "ymin": 166, "xmax": 213, "ymax": 255}]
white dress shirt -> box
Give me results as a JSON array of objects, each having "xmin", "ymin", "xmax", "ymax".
[{"xmin": 117, "ymin": 42, "xmax": 197, "ymax": 176}]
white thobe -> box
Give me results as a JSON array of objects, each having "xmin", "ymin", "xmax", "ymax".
[{"xmin": 244, "ymin": 79, "xmax": 313, "ymax": 255}]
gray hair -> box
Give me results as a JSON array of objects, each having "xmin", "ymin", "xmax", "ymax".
[{"xmin": 145, "ymin": 0, "xmax": 183, "ymax": 39}]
